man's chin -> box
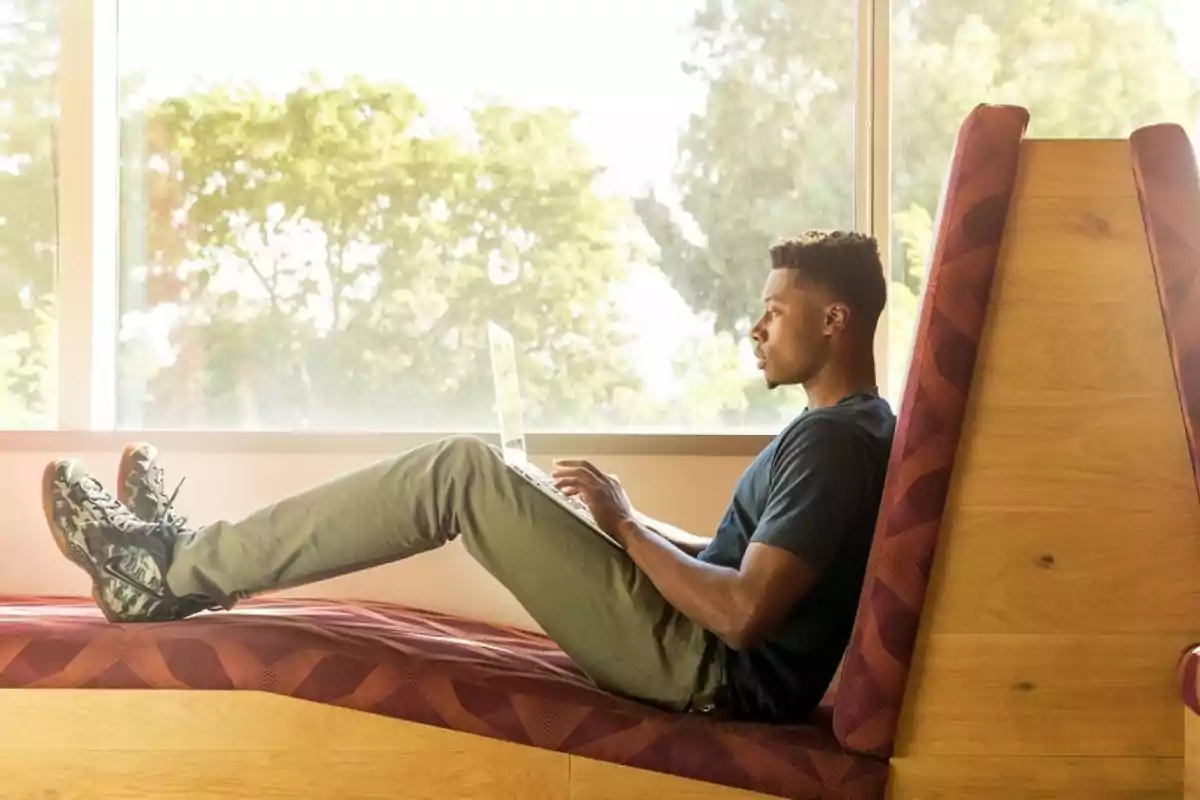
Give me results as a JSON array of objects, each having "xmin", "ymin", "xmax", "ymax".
[{"xmin": 762, "ymin": 370, "xmax": 803, "ymax": 390}]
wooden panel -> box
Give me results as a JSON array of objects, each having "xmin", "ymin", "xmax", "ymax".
[
  {"xmin": 1186, "ymin": 710, "xmax": 1200, "ymax": 800},
  {"xmin": 922, "ymin": 507, "xmax": 1200, "ymax": 633},
  {"xmin": 0, "ymin": 690, "xmax": 779, "ymax": 800},
  {"xmin": 0, "ymin": 689, "xmax": 524, "ymax": 752},
  {"xmin": 889, "ymin": 755, "xmax": 1181, "ymax": 799},
  {"xmin": 0, "ymin": 690, "xmax": 569, "ymax": 798},
  {"xmin": 1015, "ymin": 139, "xmax": 1137, "ymax": 198},
  {"xmin": 998, "ymin": 196, "xmax": 1168, "ymax": 304},
  {"xmin": 944, "ymin": 389, "xmax": 1198, "ymax": 512},
  {"xmin": 897, "ymin": 137, "xmax": 1200, "ymax": 779},
  {"xmin": 897, "ymin": 634, "xmax": 1186, "ymax": 758},
  {"xmin": 0, "ymin": 749, "xmax": 565, "ymax": 800},
  {"xmin": 570, "ymin": 757, "xmax": 781, "ymax": 800},
  {"xmin": 976, "ymin": 302, "xmax": 1183, "ymax": 393}
]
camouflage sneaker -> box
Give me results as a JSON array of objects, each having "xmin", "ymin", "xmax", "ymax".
[
  {"xmin": 118, "ymin": 442, "xmax": 188, "ymax": 528},
  {"xmin": 41, "ymin": 459, "xmax": 200, "ymax": 623}
]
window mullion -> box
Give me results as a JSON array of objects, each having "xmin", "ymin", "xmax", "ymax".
[
  {"xmin": 871, "ymin": 0, "xmax": 892, "ymax": 279},
  {"xmin": 55, "ymin": 0, "xmax": 118, "ymax": 431},
  {"xmin": 858, "ymin": 0, "xmax": 892, "ymax": 391},
  {"xmin": 56, "ymin": 0, "xmax": 96, "ymax": 430}
]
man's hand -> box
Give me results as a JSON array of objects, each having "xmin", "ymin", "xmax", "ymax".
[{"xmin": 551, "ymin": 459, "xmax": 637, "ymax": 541}]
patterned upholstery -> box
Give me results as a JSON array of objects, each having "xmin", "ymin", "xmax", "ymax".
[
  {"xmin": 832, "ymin": 104, "xmax": 1029, "ymax": 758},
  {"xmin": 0, "ymin": 596, "xmax": 887, "ymax": 800},
  {"xmin": 1180, "ymin": 645, "xmax": 1200, "ymax": 717},
  {"xmin": 1131, "ymin": 124, "xmax": 1200, "ymax": 502},
  {"xmin": 1137, "ymin": 126, "xmax": 1200, "ymax": 725}
]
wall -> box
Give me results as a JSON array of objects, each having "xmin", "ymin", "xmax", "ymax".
[{"xmin": 0, "ymin": 437, "xmax": 755, "ymax": 631}]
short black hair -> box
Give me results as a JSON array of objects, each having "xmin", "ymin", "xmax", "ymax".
[{"xmin": 769, "ymin": 230, "xmax": 886, "ymax": 330}]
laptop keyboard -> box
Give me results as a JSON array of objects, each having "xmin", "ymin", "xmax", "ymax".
[{"xmin": 513, "ymin": 462, "xmax": 596, "ymax": 521}]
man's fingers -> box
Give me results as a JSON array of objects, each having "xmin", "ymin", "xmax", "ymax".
[
  {"xmin": 552, "ymin": 458, "xmax": 600, "ymax": 475},
  {"xmin": 550, "ymin": 465, "xmax": 599, "ymax": 483},
  {"xmin": 552, "ymin": 474, "xmax": 592, "ymax": 493}
]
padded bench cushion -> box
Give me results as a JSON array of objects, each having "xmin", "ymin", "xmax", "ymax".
[{"xmin": 0, "ymin": 596, "xmax": 886, "ymax": 799}]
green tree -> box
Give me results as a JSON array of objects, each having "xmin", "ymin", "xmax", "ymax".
[
  {"xmin": 119, "ymin": 77, "xmax": 652, "ymax": 430},
  {"xmin": 639, "ymin": 0, "xmax": 1199, "ymax": 410},
  {"xmin": 890, "ymin": 0, "xmax": 1199, "ymax": 276},
  {"xmin": 635, "ymin": 2, "xmax": 857, "ymax": 338},
  {"xmin": 0, "ymin": 0, "xmax": 59, "ymax": 427}
]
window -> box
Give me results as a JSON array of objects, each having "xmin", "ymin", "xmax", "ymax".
[
  {"xmin": 888, "ymin": 0, "xmax": 1200, "ymax": 399},
  {"xmin": 22, "ymin": 0, "xmax": 1200, "ymax": 436},
  {"xmin": 0, "ymin": 0, "xmax": 58, "ymax": 429},
  {"xmin": 114, "ymin": 0, "xmax": 858, "ymax": 432}
]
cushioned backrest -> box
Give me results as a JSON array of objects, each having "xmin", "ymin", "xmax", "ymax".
[
  {"xmin": 1132, "ymin": 124, "xmax": 1200, "ymax": 504},
  {"xmin": 830, "ymin": 104, "xmax": 1029, "ymax": 758}
]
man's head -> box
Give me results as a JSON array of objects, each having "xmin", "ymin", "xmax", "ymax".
[{"xmin": 750, "ymin": 230, "xmax": 886, "ymax": 390}]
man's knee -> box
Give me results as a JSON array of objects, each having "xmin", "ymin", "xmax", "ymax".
[{"xmin": 437, "ymin": 434, "xmax": 501, "ymax": 471}]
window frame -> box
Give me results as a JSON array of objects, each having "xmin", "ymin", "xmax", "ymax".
[{"xmin": 47, "ymin": 0, "xmax": 894, "ymax": 456}]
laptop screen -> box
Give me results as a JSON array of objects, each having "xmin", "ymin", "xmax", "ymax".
[{"xmin": 487, "ymin": 322, "xmax": 527, "ymax": 464}]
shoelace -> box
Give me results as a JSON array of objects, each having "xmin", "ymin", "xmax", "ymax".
[
  {"xmin": 81, "ymin": 477, "xmax": 132, "ymax": 521},
  {"xmin": 146, "ymin": 475, "xmax": 224, "ymax": 613},
  {"xmin": 88, "ymin": 475, "xmax": 187, "ymax": 604},
  {"xmin": 155, "ymin": 476, "xmax": 186, "ymax": 530},
  {"xmin": 145, "ymin": 462, "xmax": 187, "ymax": 523}
]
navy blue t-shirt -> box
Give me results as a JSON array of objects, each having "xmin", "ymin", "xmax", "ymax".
[{"xmin": 697, "ymin": 392, "xmax": 895, "ymax": 722}]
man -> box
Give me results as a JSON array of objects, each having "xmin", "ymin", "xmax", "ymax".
[{"xmin": 42, "ymin": 229, "xmax": 895, "ymax": 723}]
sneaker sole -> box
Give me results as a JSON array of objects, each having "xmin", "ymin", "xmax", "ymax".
[{"xmin": 40, "ymin": 461, "xmax": 118, "ymax": 622}]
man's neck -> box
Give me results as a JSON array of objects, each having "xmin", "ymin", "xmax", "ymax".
[{"xmin": 803, "ymin": 357, "xmax": 878, "ymax": 410}]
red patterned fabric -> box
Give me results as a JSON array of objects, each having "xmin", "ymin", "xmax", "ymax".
[
  {"xmin": 831, "ymin": 104, "xmax": 1029, "ymax": 758},
  {"xmin": 0, "ymin": 596, "xmax": 886, "ymax": 799},
  {"xmin": 1131, "ymin": 124, "xmax": 1200, "ymax": 503},
  {"xmin": 1179, "ymin": 646, "xmax": 1200, "ymax": 717}
]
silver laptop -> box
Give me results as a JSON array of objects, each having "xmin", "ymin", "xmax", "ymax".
[{"xmin": 487, "ymin": 322, "xmax": 622, "ymax": 549}]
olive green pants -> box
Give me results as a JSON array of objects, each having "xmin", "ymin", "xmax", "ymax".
[{"xmin": 165, "ymin": 435, "xmax": 724, "ymax": 711}]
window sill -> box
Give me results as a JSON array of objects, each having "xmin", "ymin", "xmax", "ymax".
[{"xmin": 0, "ymin": 430, "xmax": 774, "ymax": 457}]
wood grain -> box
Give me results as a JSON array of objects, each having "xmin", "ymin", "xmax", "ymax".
[
  {"xmin": 1014, "ymin": 139, "xmax": 1137, "ymax": 198},
  {"xmin": 899, "ymin": 634, "xmax": 1188, "ymax": 758},
  {"xmin": 570, "ymin": 758, "xmax": 780, "ymax": 800},
  {"xmin": 0, "ymin": 749, "xmax": 566, "ymax": 800},
  {"xmin": 889, "ymin": 755, "xmax": 1181, "ymax": 799},
  {"xmin": 895, "ymin": 135, "xmax": 1200, "ymax": 799},
  {"xmin": 1186, "ymin": 709, "xmax": 1200, "ymax": 800},
  {"xmin": 0, "ymin": 690, "xmax": 772, "ymax": 799},
  {"xmin": 921, "ymin": 506, "xmax": 1200, "ymax": 634}
]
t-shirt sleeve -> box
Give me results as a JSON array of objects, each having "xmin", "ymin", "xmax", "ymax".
[{"xmin": 750, "ymin": 416, "xmax": 870, "ymax": 573}]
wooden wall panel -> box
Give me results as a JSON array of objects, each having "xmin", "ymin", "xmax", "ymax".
[
  {"xmin": 889, "ymin": 755, "xmax": 1181, "ymax": 799},
  {"xmin": 892, "ymin": 138, "xmax": 1200, "ymax": 793},
  {"xmin": 0, "ymin": 690, "xmax": 778, "ymax": 800}
]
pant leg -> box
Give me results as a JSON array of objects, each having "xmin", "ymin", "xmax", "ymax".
[{"xmin": 166, "ymin": 435, "xmax": 725, "ymax": 711}]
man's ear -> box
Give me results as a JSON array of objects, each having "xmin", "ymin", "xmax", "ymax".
[{"xmin": 825, "ymin": 302, "xmax": 849, "ymax": 333}]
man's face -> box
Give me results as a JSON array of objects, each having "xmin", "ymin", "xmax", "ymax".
[{"xmin": 749, "ymin": 270, "xmax": 839, "ymax": 389}]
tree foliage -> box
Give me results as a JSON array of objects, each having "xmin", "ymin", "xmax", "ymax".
[
  {"xmin": 0, "ymin": 0, "xmax": 58, "ymax": 426},
  {"xmin": 120, "ymin": 78, "xmax": 645, "ymax": 429},
  {"xmin": 638, "ymin": 0, "xmax": 1199, "ymax": 402},
  {"xmin": 0, "ymin": 0, "xmax": 1197, "ymax": 429}
]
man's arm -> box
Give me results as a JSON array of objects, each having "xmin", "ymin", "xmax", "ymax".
[
  {"xmin": 554, "ymin": 417, "xmax": 867, "ymax": 651},
  {"xmin": 636, "ymin": 513, "xmax": 711, "ymax": 557},
  {"xmin": 619, "ymin": 522, "xmax": 817, "ymax": 650}
]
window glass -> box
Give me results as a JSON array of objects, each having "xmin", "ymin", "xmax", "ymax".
[
  {"xmin": 116, "ymin": 0, "xmax": 858, "ymax": 431},
  {"xmin": 0, "ymin": 0, "xmax": 58, "ymax": 428},
  {"xmin": 888, "ymin": 0, "xmax": 1200, "ymax": 402}
]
